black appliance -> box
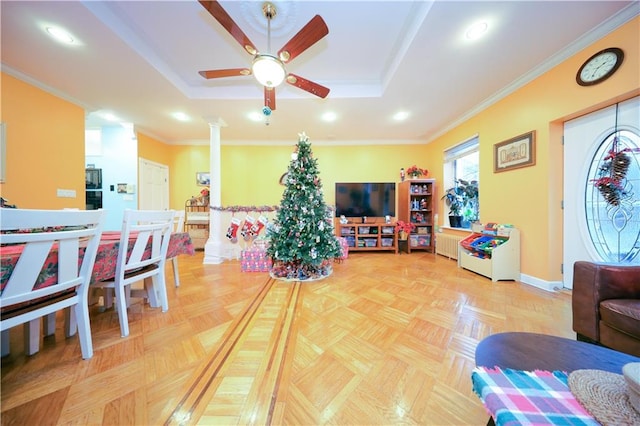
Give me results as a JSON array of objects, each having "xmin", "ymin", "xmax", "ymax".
[{"xmin": 85, "ymin": 168, "xmax": 103, "ymax": 210}]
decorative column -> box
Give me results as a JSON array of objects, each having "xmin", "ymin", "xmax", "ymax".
[{"xmin": 203, "ymin": 116, "xmax": 226, "ymax": 264}]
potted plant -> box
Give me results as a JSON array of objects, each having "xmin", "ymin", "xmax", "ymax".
[
  {"xmin": 441, "ymin": 185, "xmax": 463, "ymax": 227},
  {"xmin": 457, "ymin": 179, "xmax": 479, "ymax": 225},
  {"xmin": 441, "ymin": 179, "xmax": 479, "ymax": 227},
  {"xmin": 395, "ymin": 220, "xmax": 415, "ymax": 240},
  {"xmin": 406, "ymin": 165, "xmax": 429, "ymax": 179}
]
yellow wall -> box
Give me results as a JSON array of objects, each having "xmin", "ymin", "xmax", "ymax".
[
  {"xmin": 425, "ymin": 16, "xmax": 639, "ymax": 282},
  {"xmin": 219, "ymin": 143, "xmax": 426, "ymax": 208},
  {"xmin": 1, "ymin": 73, "xmax": 86, "ymax": 209},
  {"xmin": 221, "ymin": 144, "xmax": 288, "ymax": 206},
  {"xmin": 159, "ymin": 142, "xmax": 426, "ymax": 211},
  {"xmin": 170, "ymin": 144, "xmax": 210, "ymax": 209}
]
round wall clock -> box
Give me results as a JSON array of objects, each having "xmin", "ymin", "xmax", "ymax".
[{"xmin": 576, "ymin": 47, "xmax": 624, "ymax": 86}]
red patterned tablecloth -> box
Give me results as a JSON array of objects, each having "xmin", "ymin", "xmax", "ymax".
[{"xmin": 1, "ymin": 231, "xmax": 195, "ymax": 291}]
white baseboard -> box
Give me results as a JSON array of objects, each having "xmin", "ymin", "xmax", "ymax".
[{"xmin": 520, "ymin": 273, "xmax": 564, "ymax": 292}]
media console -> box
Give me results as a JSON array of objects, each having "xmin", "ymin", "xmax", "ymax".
[{"xmin": 336, "ymin": 221, "xmax": 398, "ymax": 253}]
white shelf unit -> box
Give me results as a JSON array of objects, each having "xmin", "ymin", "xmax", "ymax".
[
  {"xmin": 185, "ymin": 199, "xmax": 209, "ymax": 250},
  {"xmin": 458, "ymin": 227, "xmax": 520, "ymax": 282}
]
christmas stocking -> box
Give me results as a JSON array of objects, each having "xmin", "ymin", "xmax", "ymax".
[
  {"xmin": 240, "ymin": 215, "xmax": 255, "ymax": 241},
  {"xmin": 250, "ymin": 215, "xmax": 268, "ymax": 237},
  {"xmin": 226, "ymin": 217, "xmax": 241, "ymax": 243}
]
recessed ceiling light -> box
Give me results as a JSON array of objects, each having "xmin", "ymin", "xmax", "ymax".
[
  {"xmin": 465, "ymin": 21, "xmax": 488, "ymax": 40},
  {"xmin": 321, "ymin": 112, "xmax": 337, "ymax": 122},
  {"xmin": 248, "ymin": 111, "xmax": 263, "ymax": 122},
  {"xmin": 393, "ymin": 111, "xmax": 410, "ymax": 121},
  {"xmin": 100, "ymin": 112, "xmax": 118, "ymax": 122},
  {"xmin": 45, "ymin": 26, "xmax": 75, "ymax": 44},
  {"xmin": 172, "ymin": 112, "xmax": 190, "ymax": 122}
]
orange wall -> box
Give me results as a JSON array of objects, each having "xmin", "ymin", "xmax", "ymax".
[
  {"xmin": 137, "ymin": 133, "xmax": 212, "ymax": 211},
  {"xmin": 137, "ymin": 132, "xmax": 172, "ymax": 166},
  {"xmin": 425, "ymin": 16, "xmax": 639, "ymax": 282},
  {"xmin": 1, "ymin": 73, "xmax": 86, "ymax": 209}
]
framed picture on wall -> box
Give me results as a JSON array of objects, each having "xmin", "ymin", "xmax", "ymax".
[
  {"xmin": 117, "ymin": 183, "xmax": 128, "ymax": 194},
  {"xmin": 494, "ymin": 131, "xmax": 536, "ymax": 173},
  {"xmin": 196, "ymin": 172, "xmax": 210, "ymax": 186}
]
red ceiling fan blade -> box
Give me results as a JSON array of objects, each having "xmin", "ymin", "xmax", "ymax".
[
  {"xmin": 277, "ymin": 15, "xmax": 328, "ymax": 63},
  {"xmin": 199, "ymin": 0, "xmax": 258, "ymax": 55},
  {"xmin": 264, "ymin": 87, "xmax": 276, "ymax": 111},
  {"xmin": 286, "ymin": 74, "xmax": 330, "ymax": 99},
  {"xmin": 199, "ymin": 68, "xmax": 251, "ymax": 79}
]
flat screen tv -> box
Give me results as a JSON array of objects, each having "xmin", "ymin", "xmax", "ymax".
[{"xmin": 335, "ymin": 182, "xmax": 396, "ymax": 218}]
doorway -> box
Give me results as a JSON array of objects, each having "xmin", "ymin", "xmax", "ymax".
[
  {"xmin": 563, "ymin": 96, "xmax": 640, "ymax": 288},
  {"xmin": 139, "ymin": 158, "xmax": 169, "ymax": 211}
]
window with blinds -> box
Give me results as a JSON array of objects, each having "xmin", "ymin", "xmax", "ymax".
[{"xmin": 443, "ymin": 136, "xmax": 479, "ymax": 227}]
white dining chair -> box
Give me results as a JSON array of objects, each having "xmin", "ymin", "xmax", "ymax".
[
  {"xmin": 0, "ymin": 208, "xmax": 106, "ymax": 359},
  {"xmin": 168, "ymin": 210, "xmax": 185, "ymax": 287},
  {"xmin": 91, "ymin": 209, "xmax": 174, "ymax": 337}
]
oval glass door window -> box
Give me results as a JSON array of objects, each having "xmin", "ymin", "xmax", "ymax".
[{"xmin": 585, "ymin": 129, "xmax": 640, "ymax": 262}]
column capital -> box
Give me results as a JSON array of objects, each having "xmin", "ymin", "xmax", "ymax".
[{"xmin": 203, "ymin": 116, "xmax": 227, "ymax": 127}]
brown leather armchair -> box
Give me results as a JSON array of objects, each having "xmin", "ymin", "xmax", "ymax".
[{"xmin": 572, "ymin": 261, "xmax": 640, "ymax": 357}]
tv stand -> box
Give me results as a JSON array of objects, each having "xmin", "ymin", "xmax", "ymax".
[{"xmin": 336, "ymin": 219, "xmax": 398, "ymax": 253}]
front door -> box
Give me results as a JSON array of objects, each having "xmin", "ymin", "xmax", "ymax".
[{"xmin": 563, "ymin": 96, "xmax": 640, "ymax": 288}]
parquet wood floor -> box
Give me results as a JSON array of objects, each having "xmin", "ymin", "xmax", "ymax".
[{"xmin": 1, "ymin": 250, "xmax": 573, "ymax": 425}]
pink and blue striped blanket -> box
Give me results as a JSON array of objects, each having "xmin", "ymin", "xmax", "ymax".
[{"xmin": 472, "ymin": 367, "xmax": 597, "ymax": 425}]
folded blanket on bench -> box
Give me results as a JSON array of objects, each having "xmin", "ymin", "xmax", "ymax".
[{"xmin": 471, "ymin": 367, "xmax": 598, "ymax": 425}]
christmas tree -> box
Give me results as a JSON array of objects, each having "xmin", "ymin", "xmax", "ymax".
[{"xmin": 267, "ymin": 132, "xmax": 342, "ymax": 281}]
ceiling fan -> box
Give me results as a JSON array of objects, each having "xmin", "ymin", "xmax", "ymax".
[{"xmin": 198, "ymin": 0, "xmax": 330, "ymax": 111}]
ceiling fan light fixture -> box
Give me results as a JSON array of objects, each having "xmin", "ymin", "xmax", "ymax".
[{"xmin": 252, "ymin": 55, "xmax": 286, "ymax": 88}]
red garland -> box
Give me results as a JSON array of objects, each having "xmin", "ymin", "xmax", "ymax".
[
  {"xmin": 210, "ymin": 205, "xmax": 335, "ymax": 214},
  {"xmin": 209, "ymin": 205, "xmax": 280, "ymax": 213}
]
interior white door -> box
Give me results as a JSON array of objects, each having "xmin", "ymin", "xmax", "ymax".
[
  {"xmin": 139, "ymin": 158, "xmax": 169, "ymax": 211},
  {"xmin": 563, "ymin": 96, "xmax": 640, "ymax": 288}
]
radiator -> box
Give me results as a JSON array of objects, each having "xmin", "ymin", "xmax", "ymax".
[{"xmin": 436, "ymin": 233, "xmax": 464, "ymax": 260}]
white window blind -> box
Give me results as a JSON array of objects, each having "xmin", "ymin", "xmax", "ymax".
[{"xmin": 444, "ymin": 135, "xmax": 479, "ymax": 162}]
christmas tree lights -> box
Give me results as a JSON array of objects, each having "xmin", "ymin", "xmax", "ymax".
[{"xmin": 267, "ymin": 132, "xmax": 341, "ymax": 281}]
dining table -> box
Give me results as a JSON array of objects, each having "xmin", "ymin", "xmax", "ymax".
[
  {"xmin": 1, "ymin": 231, "xmax": 195, "ymax": 291},
  {"xmin": 92, "ymin": 230, "xmax": 195, "ymax": 282},
  {"xmin": 0, "ymin": 230, "xmax": 195, "ymax": 355}
]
